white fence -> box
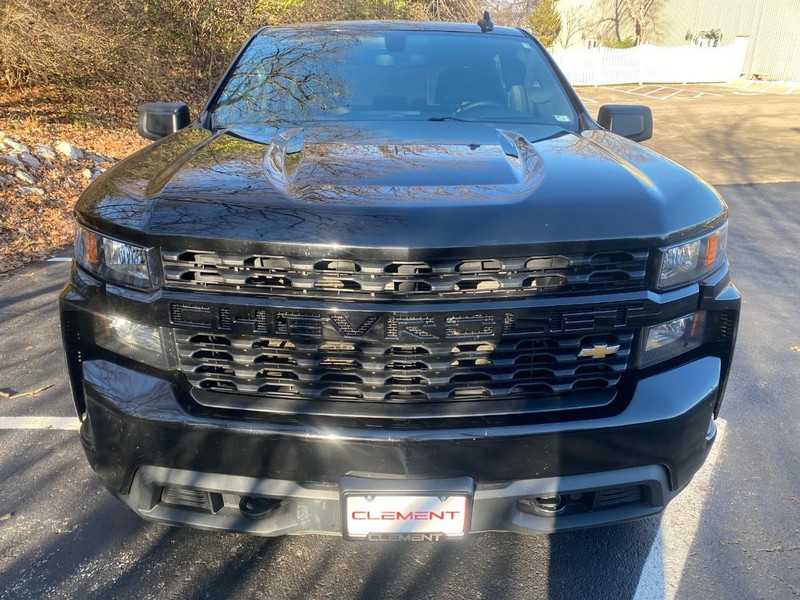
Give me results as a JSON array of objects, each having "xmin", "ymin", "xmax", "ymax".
[{"xmin": 550, "ymin": 38, "xmax": 749, "ymax": 86}]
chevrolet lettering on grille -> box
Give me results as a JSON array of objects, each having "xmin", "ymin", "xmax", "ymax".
[{"xmin": 170, "ymin": 303, "xmax": 503, "ymax": 342}]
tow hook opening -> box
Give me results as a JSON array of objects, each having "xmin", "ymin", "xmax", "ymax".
[
  {"xmin": 521, "ymin": 494, "xmax": 568, "ymax": 516},
  {"xmin": 239, "ymin": 495, "xmax": 282, "ymax": 519}
]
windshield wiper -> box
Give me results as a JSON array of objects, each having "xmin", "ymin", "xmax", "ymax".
[{"xmin": 427, "ymin": 116, "xmax": 470, "ymax": 122}]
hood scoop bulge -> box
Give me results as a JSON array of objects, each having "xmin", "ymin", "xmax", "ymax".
[{"xmin": 261, "ymin": 126, "xmax": 544, "ymax": 202}]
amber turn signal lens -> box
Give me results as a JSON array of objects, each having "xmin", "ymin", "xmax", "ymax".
[{"xmin": 704, "ymin": 231, "xmax": 719, "ymax": 268}]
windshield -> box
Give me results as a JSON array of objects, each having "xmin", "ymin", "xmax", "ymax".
[{"xmin": 210, "ymin": 28, "xmax": 578, "ymax": 128}]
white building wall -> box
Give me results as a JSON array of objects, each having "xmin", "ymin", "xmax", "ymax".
[{"xmin": 553, "ymin": 0, "xmax": 800, "ymax": 81}]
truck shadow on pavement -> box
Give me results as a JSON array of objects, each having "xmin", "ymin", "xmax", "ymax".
[{"xmin": 0, "ymin": 452, "xmax": 661, "ymax": 600}]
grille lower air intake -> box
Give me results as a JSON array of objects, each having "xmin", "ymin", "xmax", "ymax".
[{"xmin": 174, "ymin": 304, "xmax": 637, "ymax": 418}]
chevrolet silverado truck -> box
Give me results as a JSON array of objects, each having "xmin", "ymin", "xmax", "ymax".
[{"xmin": 59, "ymin": 20, "xmax": 740, "ymax": 540}]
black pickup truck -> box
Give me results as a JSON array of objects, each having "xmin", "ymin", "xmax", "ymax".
[{"xmin": 60, "ymin": 20, "xmax": 740, "ymax": 540}]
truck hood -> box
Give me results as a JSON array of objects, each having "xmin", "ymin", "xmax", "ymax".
[{"xmin": 78, "ymin": 121, "xmax": 726, "ymax": 251}]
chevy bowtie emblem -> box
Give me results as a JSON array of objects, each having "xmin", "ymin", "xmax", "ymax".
[{"xmin": 578, "ymin": 343, "xmax": 621, "ymax": 359}]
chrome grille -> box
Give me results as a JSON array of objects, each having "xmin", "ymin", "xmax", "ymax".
[{"xmin": 162, "ymin": 248, "xmax": 649, "ymax": 300}]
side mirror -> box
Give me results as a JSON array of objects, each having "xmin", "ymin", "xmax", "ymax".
[
  {"xmin": 137, "ymin": 102, "xmax": 191, "ymax": 141},
  {"xmin": 597, "ymin": 105, "xmax": 653, "ymax": 142}
]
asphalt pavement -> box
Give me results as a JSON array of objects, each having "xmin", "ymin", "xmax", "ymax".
[{"xmin": 2, "ymin": 85, "xmax": 800, "ymax": 598}]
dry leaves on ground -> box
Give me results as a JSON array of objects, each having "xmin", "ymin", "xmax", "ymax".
[{"xmin": 1, "ymin": 85, "xmax": 146, "ymax": 273}]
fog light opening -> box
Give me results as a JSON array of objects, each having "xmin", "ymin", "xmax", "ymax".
[
  {"xmin": 518, "ymin": 485, "xmax": 649, "ymax": 518},
  {"xmin": 161, "ymin": 486, "xmax": 223, "ymax": 513}
]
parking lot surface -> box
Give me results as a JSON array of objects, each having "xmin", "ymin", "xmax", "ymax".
[
  {"xmin": 2, "ymin": 85, "xmax": 799, "ymax": 599},
  {"xmin": 577, "ymin": 83, "xmax": 800, "ymax": 186}
]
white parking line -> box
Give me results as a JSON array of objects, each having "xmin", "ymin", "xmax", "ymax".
[
  {"xmin": 662, "ymin": 89, "xmax": 686, "ymax": 100},
  {"xmin": 633, "ymin": 418, "xmax": 727, "ymax": 599},
  {"xmin": 0, "ymin": 417, "xmax": 80, "ymax": 430},
  {"xmin": 46, "ymin": 257, "xmax": 72, "ymax": 262},
  {"xmin": 644, "ymin": 87, "xmax": 667, "ymax": 97},
  {"xmin": 609, "ymin": 85, "xmax": 722, "ymax": 100}
]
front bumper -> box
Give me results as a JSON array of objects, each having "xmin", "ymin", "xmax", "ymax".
[{"xmin": 78, "ymin": 354, "xmax": 721, "ymax": 535}]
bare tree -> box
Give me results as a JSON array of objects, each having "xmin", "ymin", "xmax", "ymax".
[
  {"xmin": 620, "ymin": 0, "xmax": 660, "ymax": 44},
  {"xmin": 0, "ymin": 0, "xmax": 491, "ymax": 118},
  {"xmin": 588, "ymin": 0, "xmax": 626, "ymax": 44},
  {"xmin": 425, "ymin": 0, "xmax": 482, "ymax": 22},
  {"xmin": 558, "ymin": 7, "xmax": 589, "ymax": 48},
  {"xmin": 485, "ymin": 0, "xmax": 541, "ymax": 28},
  {"xmin": 0, "ymin": 0, "xmax": 138, "ymax": 87},
  {"xmin": 581, "ymin": 0, "xmax": 661, "ymax": 46}
]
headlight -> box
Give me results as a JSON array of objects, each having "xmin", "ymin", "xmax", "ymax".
[
  {"xmin": 75, "ymin": 226, "xmax": 160, "ymax": 290},
  {"xmin": 638, "ymin": 312, "xmax": 710, "ymax": 368},
  {"xmin": 656, "ymin": 223, "xmax": 727, "ymax": 290}
]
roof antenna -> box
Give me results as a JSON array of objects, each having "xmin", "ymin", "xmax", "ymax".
[{"xmin": 478, "ymin": 11, "xmax": 494, "ymax": 32}]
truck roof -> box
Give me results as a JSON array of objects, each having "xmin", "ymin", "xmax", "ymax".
[{"xmin": 254, "ymin": 20, "xmax": 526, "ymax": 38}]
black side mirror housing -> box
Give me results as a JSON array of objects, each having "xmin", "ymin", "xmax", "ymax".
[
  {"xmin": 138, "ymin": 102, "xmax": 191, "ymax": 141},
  {"xmin": 597, "ymin": 105, "xmax": 653, "ymax": 142}
]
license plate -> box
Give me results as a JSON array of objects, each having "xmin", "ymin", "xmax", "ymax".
[{"xmin": 341, "ymin": 476, "xmax": 473, "ymax": 541}]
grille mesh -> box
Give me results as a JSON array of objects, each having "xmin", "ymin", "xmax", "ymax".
[{"xmin": 162, "ymin": 248, "xmax": 649, "ymax": 300}]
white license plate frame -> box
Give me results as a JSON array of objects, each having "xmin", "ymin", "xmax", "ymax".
[{"xmin": 340, "ymin": 476, "xmax": 474, "ymax": 542}]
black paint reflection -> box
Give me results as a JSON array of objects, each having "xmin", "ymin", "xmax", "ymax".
[
  {"xmin": 211, "ymin": 27, "xmax": 579, "ymax": 128},
  {"xmin": 77, "ymin": 118, "xmax": 725, "ymax": 252},
  {"xmin": 74, "ymin": 26, "xmax": 726, "ymax": 252}
]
